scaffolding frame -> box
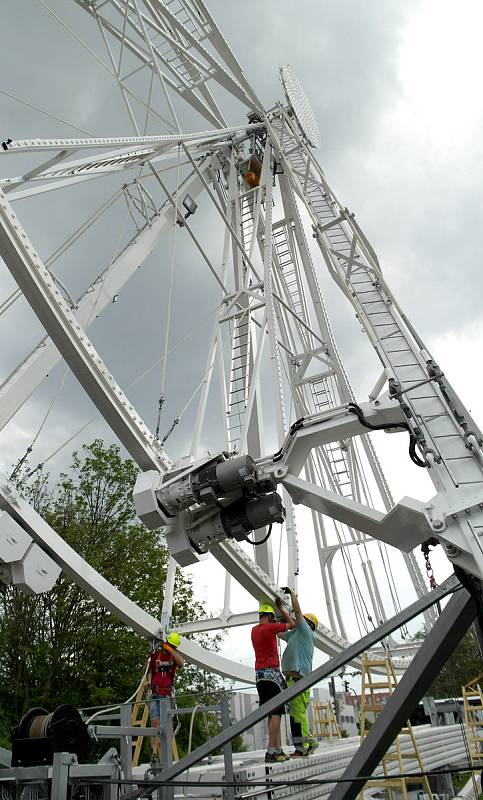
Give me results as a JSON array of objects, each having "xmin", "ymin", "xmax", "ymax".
[
  {"xmin": 463, "ymin": 673, "xmax": 483, "ymax": 767},
  {"xmin": 358, "ymin": 653, "xmax": 433, "ymax": 800}
]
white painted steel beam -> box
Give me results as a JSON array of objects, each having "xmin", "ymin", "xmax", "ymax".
[
  {"xmin": 0, "ymin": 127, "xmax": 263, "ymax": 154},
  {"xmin": 0, "ymin": 164, "xmax": 209, "ymax": 432},
  {"xmin": 282, "ymin": 473, "xmax": 432, "ymax": 552},
  {"xmin": 0, "ymin": 125, "xmax": 264, "ymax": 193},
  {"xmin": 0, "ymin": 476, "xmax": 254, "ymax": 683},
  {"xmin": 267, "ymin": 396, "xmax": 407, "ymax": 477},
  {"xmin": 74, "ymin": 0, "xmax": 261, "ymax": 128},
  {"xmin": 0, "ymin": 187, "xmax": 168, "ymax": 473},
  {"xmin": 175, "ymin": 611, "xmax": 259, "ymax": 635},
  {"xmin": 271, "ymin": 107, "xmax": 483, "ymax": 582}
]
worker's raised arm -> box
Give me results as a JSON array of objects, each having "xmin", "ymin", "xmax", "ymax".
[
  {"xmin": 275, "ymin": 595, "xmax": 296, "ymax": 630},
  {"xmin": 286, "ymin": 587, "xmax": 304, "ymax": 625},
  {"xmin": 162, "ymin": 641, "xmax": 184, "ymax": 667}
]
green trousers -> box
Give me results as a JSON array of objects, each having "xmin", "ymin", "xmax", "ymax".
[{"xmin": 286, "ymin": 677, "xmax": 313, "ymax": 752}]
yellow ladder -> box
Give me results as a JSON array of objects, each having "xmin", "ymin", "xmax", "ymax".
[
  {"xmin": 359, "ymin": 653, "xmax": 432, "ymax": 800},
  {"xmin": 130, "ymin": 676, "xmax": 179, "ymax": 766},
  {"xmin": 312, "ymin": 701, "xmax": 341, "ymax": 741},
  {"xmin": 462, "ymin": 673, "xmax": 483, "ymax": 766}
]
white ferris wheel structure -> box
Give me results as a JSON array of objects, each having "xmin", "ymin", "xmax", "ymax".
[{"xmin": 0, "ymin": 0, "xmax": 483, "ymax": 690}]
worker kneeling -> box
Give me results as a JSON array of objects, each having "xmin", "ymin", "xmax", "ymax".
[
  {"xmin": 281, "ymin": 588, "xmax": 319, "ymax": 758},
  {"xmin": 148, "ymin": 632, "xmax": 184, "ymax": 762}
]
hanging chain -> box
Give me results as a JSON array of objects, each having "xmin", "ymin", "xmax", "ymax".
[{"xmin": 421, "ymin": 538, "xmax": 439, "ymax": 589}]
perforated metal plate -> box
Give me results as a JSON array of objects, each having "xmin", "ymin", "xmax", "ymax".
[{"xmin": 280, "ymin": 65, "xmax": 320, "ymax": 149}]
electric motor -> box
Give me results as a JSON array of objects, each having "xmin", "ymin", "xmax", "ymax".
[
  {"xmin": 191, "ymin": 455, "xmax": 257, "ymax": 504},
  {"xmin": 220, "ymin": 492, "xmax": 285, "ymax": 539}
]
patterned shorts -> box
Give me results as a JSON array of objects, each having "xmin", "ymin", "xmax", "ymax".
[{"xmin": 255, "ymin": 668, "xmax": 288, "ymax": 715}]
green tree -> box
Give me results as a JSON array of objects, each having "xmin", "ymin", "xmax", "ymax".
[
  {"xmin": 430, "ymin": 627, "xmax": 482, "ymax": 698},
  {"xmin": 0, "ymin": 441, "xmax": 224, "ymax": 753},
  {"xmin": 409, "ymin": 626, "xmax": 483, "ymax": 698}
]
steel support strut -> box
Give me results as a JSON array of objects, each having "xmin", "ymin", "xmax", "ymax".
[{"xmin": 328, "ymin": 586, "xmax": 478, "ymax": 800}]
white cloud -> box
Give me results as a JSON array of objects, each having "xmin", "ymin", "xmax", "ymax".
[{"xmin": 396, "ymin": 0, "xmax": 483, "ymax": 155}]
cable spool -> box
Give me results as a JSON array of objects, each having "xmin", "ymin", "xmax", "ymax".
[
  {"xmin": 12, "ymin": 704, "xmax": 88, "ymax": 767},
  {"xmin": 29, "ymin": 711, "xmax": 51, "ymax": 738}
]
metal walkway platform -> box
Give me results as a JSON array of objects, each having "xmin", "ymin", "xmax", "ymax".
[{"xmin": 130, "ymin": 724, "xmax": 473, "ymax": 799}]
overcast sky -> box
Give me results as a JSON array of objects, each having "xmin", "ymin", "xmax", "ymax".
[{"xmin": 1, "ymin": 1, "xmax": 483, "ymax": 682}]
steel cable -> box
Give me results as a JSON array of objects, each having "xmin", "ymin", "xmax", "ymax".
[{"xmin": 155, "ymin": 144, "xmax": 181, "ymax": 440}]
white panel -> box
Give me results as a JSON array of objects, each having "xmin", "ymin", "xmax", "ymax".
[
  {"xmin": 0, "ymin": 512, "xmax": 32, "ymax": 562},
  {"xmin": 10, "ymin": 543, "xmax": 61, "ymax": 595}
]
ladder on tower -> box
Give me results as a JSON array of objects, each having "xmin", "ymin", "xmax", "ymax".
[
  {"xmin": 462, "ymin": 674, "xmax": 483, "ymax": 766},
  {"xmin": 312, "ymin": 701, "xmax": 341, "ymax": 741},
  {"xmin": 225, "ymin": 188, "xmax": 257, "ymax": 452},
  {"xmin": 240, "ymin": 190, "xmax": 256, "ymax": 257},
  {"xmin": 131, "ymin": 676, "xmax": 179, "ymax": 766},
  {"xmin": 272, "ymin": 222, "xmax": 308, "ymax": 322},
  {"xmin": 359, "ymin": 652, "xmax": 433, "ymax": 800},
  {"xmin": 226, "ymin": 310, "xmax": 251, "ymax": 451}
]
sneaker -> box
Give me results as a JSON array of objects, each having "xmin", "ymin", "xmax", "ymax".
[
  {"xmin": 290, "ymin": 750, "xmax": 305, "ymax": 759},
  {"xmin": 265, "ymin": 752, "xmax": 287, "ymax": 763},
  {"xmin": 305, "ymin": 741, "xmax": 319, "ymax": 756}
]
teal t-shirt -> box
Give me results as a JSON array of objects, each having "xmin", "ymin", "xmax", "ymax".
[{"xmin": 281, "ymin": 617, "xmax": 315, "ymax": 676}]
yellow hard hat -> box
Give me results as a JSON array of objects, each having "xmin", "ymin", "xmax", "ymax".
[
  {"xmin": 258, "ymin": 603, "xmax": 275, "ymax": 616},
  {"xmin": 304, "ymin": 613, "xmax": 318, "ymax": 629},
  {"xmin": 167, "ymin": 632, "xmax": 181, "ymax": 647}
]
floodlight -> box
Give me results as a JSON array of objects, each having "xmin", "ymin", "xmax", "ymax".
[
  {"xmin": 280, "ymin": 65, "xmax": 321, "ymax": 149},
  {"xmin": 182, "ymin": 194, "xmax": 197, "ymax": 218}
]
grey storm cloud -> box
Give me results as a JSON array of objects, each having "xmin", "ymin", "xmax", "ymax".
[{"xmin": 0, "ymin": 0, "xmax": 482, "ymax": 476}]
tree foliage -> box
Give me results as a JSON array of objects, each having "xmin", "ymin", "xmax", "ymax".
[
  {"xmin": 429, "ymin": 626, "xmax": 482, "ymax": 698},
  {"xmin": 410, "ymin": 625, "xmax": 483, "ymax": 698},
  {"xmin": 0, "ymin": 441, "xmax": 228, "ymax": 755}
]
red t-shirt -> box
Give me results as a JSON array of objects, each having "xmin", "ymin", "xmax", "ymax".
[
  {"xmin": 251, "ymin": 622, "xmax": 288, "ymax": 669},
  {"xmin": 149, "ymin": 650, "xmax": 177, "ymax": 696}
]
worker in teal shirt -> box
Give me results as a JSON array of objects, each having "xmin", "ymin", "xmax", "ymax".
[{"xmin": 281, "ymin": 588, "xmax": 319, "ymax": 757}]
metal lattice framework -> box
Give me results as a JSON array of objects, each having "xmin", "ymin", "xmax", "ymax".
[{"xmin": 1, "ymin": 0, "xmax": 482, "ymax": 688}]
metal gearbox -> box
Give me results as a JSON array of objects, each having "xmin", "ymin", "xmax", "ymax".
[{"xmin": 134, "ymin": 452, "xmax": 284, "ymax": 566}]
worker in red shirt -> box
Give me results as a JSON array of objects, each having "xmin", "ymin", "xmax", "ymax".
[
  {"xmin": 148, "ymin": 632, "xmax": 184, "ymax": 761},
  {"xmin": 251, "ymin": 597, "xmax": 295, "ymax": 763}
]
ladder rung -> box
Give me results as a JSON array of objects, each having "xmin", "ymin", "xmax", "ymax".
[{"xmin": 366, "ymin": 682, "xmax": 393, "ymax": 689}]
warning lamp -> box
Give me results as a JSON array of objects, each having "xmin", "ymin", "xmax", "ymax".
[
  {"xmin": 244, "ymin": 170, "xmax": 259, "ymax": 188},
  {"xmin": 241, "ymin": 157, "xmax": 262, "ymax": 188}
]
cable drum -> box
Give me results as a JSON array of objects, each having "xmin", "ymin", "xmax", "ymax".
[
  {"xmin": 28, "ymin": 712, "xmax": 50, "ymax": 739},
  {"xmin": 12, "ymin": 705, "xmax": 88, "ymax": 766}
]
